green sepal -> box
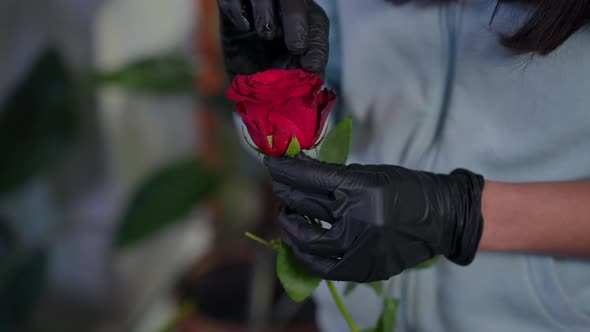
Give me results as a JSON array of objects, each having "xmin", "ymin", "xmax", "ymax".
[{"xmin": 285, "ymin": 136, "xmax": 301, "ymax": 157}]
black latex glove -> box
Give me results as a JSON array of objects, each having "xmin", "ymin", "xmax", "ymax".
[
  {"xmin": 264, "ymin": 155, "xmax": 485, "ymax": 282},
  {"xmin": 217, "ymin": 0, "xmax": 329, "ymax": 79}
]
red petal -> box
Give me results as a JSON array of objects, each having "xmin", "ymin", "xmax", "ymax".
[
  {"xmin": 226, "ymin": 70, "xmax": 324, "ymax": 104},
  {"xmin": 236, "ymin": 103, "xmax": 273, "ymax": 154},
  {"xmin": 228, "ymin": 69, "xmax": 332, "ymax": 155},
  {"xmin": 269, "ymin": 97, "xmax": 317, "ymax": 150}
]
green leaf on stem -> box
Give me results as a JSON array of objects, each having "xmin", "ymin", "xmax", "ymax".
[
  {"xmin": 285, "ymin": 137, "xmax": 301, "ymax": 157},
  {"xmin": 116, "ymin": 157, "xmax": 217, "ymax": 248},
  {"xmin": 318, "ymin": 116, "xmax": 352, "ymax": 165},
  {"xmin": 277, "ymin": 243, "xmax": 321, "ymax": 302},
  {"xmin": 267, "ymin": 135, "xmax": 273, "ymax": 147},
  {"xmin": 375, "ymin": 297, "xmax": 400, "ymax": 332},
  {"xmin": 412, "ymin": 256, "xmax": 440, "ymax": 270}
]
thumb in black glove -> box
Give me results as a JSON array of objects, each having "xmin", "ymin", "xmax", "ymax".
[
  {"xmin": 217, "ymin": 0, "xmax": 329, "ymax": 79},
  {"xmin": 264, "ymin": 154, "xmax": 485, "ymax": 282}
]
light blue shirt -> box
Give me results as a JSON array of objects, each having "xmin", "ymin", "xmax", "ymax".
[{"xmin": 313, "ymin": 0, "xmax": 590, "ymax": 331}]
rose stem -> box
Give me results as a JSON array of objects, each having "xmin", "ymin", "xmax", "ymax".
[
  {"xmin": 244, "ymin": 232, "xmax": 276, "ymax": 251},
  {"xmin": 327, "ymin": 280, "xmax": 360, "ymax": 332}
]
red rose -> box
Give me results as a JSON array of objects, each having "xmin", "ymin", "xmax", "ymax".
[{"xmin": 226, "ymin": 69, "xmax": 337, "ymax": 156}]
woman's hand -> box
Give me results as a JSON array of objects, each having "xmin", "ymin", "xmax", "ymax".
[
  {"xmin": 264, "ymin": 154, "xmax": 485, "ymax": 282},
  {"xmin": 217, "ymin": 0, "xmax": 329, "ymax": 79}
]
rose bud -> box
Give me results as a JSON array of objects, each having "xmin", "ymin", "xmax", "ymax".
[{"xmin": 226, "ymin": 69, "xmax": 337, "ymax": 156}]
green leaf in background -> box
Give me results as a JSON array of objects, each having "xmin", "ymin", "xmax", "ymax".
[
  {"xmin": 116, "ymin": 157, "xmax": 217, "ymax": 248},
  {"xmin": 367, "ymin": 281, "xmax": 384, "ymax": 297},
  {"xmin": 344, "ymin": 281, "xmax": 384, "ymax": 298},
  {"xmin": 285, "ymin": 136, "xmax": 301, "ymax": 157},
  {"xmin": 276, "ymin": 242, "xmax": 321, "ymax": 302},
  {"xmin": 0, "ymin": 50, "xmax": 76, "ymax": 194},
  {"xmin": 96, "ymin": 55, "xmax": 196, "ymax": 93},
  {"xmin": 0, "ymin": 217, "xmax": 16, "ymax": 261},
  {"xmin": 318, "ymin": 116, "xmax": 352, "ymax": 165},
  {"xmin": 343, "ymin": 282, "xmax": 358, "ymax": 296},
  {"xmin": 375, "ymin": 297, "xmax": 400, "ymax": 332},
  {"xmin": 412, "ymin": 256, "xmax": 440, "ymax": 270},
  {"xmin": 0, "ymin": 250, "xmax": 48, "ymax": 328}
]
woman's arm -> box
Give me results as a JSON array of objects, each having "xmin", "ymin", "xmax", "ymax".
[{"xmin": 480, "ymin": 180, "xmax": 590, "ymax": 258}]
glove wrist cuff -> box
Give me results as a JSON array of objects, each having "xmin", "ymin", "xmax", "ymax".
[{"xmin": 445, "ymin": 169, "xmax": 485, "ymax": 266}]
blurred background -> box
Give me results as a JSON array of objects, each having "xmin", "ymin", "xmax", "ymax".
[{"xmin": 0, "ymin": 1, "xmax": 322, "ymax": 331}]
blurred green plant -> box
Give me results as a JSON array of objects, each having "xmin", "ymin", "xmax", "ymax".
[
  {"xmin": 0, "ymin": 249, "xmax": 48, "ymax": 330},
  {"xmin": 95, "ymin": 54, "xmax": 235, "ymax": 113},
  {"xmin": 96, "ymin": 55, "xmax": 196, "ymax": 94},
  {"xmin": 99, "ymin": 54, "xmax": 247, "ymax": 332},
  {"xmin": 344, "ymin": 280, "xmax": 383, "ymax": 297},
  {"xmin": 116, "ymin": 157, "xmax": 217, "ymax": 249},
  {"xmin": 362, "ymin": 297, "xmax": 400, "ymax": 332},
  {"xmin": 0, "ymin": 49, "xmax": 76, "ymax": 330},
  {"xmin": 318, "ymin": 116, "xmax": 352, "ymax": 164},
  {"xmin": 0, "ymin": 49, "xmax": 223, "ymax": 331},
  {"xmin": 0, "ymin": 50, "xmax": 76, "ymax": 194}
]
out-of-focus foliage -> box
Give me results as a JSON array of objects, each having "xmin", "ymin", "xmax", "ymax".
[
  {"xmin": 116, "ymin": 157, "xmax": 217, "ymax": 249},
  {"xmin": 0, "ymin": 50, "xmax": 76, "ymax": 194},
  {"xmin": 0, "ymin": 216, "xmax": 48, "ymax": 330},
  {"xmin": 96, "ymin": 55, "xmax": 196, "ymax": 94},
  {"xmin": 318, "ymin": 116, "xmax": 352, "ymax": 165},
  {"xmin": 95, "ymin": 54, "xmax": 235, "ymax": 113}
]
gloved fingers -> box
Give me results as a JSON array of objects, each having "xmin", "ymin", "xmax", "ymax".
[
  {"xmin": 300, "ymin": 1, "xmax": 329, "ymax": 78},
  {"xmin": 326, "ymin": 230, "xmax": 392, "ymax": 282},
  {"xmin": 218, "ymin": 0, "xmax": 251, "ymax": 32},
  {"xmin": 290, "ymin": 241, "xmax": 373, "ymax": 282},
  {"xmin": 250, "ymin": 0, "xmax": 278, "ymax": 39},
  {"xmin": 264, "ymin": 155, "xmax": 344, "ymax": 194},
  {"xmin": 279, "ymin": 211, "xmax": 348, "ymax": 257},
  {"xmin": 271, "ymin": 181, "xmax": 336, "ymax": 222},
  {"xmin": 287, "ymin": 240, "xmax": 339, "ymax": 279},
  {"xmin": 280, "ymin": 211, "xmax": 361, "ymax": 257},
  {"xmin": 278, "ymin": 0, "xmax": 309, "ymax": 54},
  {"xmin": 220, "ymin": 33, "xmax": 261, "ymax": 79}
]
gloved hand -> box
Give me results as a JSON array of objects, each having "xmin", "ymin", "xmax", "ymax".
[
  {"xmin": 264, "ymin": 154, "xmax": 485, "ymax": 282},
  {"xmin": 217, "ymin": 0, "xmax": 329, "ymax": 79}
]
